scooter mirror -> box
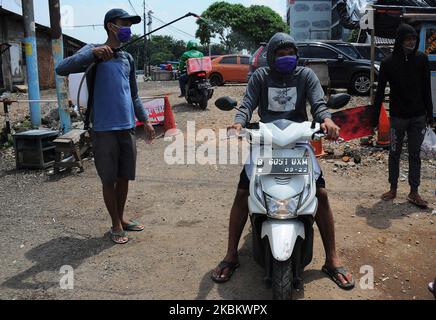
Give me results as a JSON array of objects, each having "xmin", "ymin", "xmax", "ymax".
[
  {"xmin": 327, "ymin": 93, "xmax": 351, "ymax": 110},
  {"xmin": 215, "ymin": 96, "xmax": 238, "ymax": 111}
]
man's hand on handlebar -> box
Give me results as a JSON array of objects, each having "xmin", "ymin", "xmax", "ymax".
[
  {"xmin": 227, "ymin": 123, "xmax": 243, "ymax": 137},
  {"xmin": 321, "ymin": 118, "xmax": 341, "ymax": 141}
]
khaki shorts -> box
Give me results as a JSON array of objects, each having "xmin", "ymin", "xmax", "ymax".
[{"xmin": 91, "ymin": 129, "xmax": 137, "ymax": 185}]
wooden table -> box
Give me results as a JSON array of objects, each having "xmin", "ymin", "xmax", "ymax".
[{"xmin": 53, "ymin": 129, "xmax": 90, "ymax": 173}]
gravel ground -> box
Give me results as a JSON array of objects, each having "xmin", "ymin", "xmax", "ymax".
[{"xmin": 0, "ymin": 81, "xmax": 434, "ymax": 300}]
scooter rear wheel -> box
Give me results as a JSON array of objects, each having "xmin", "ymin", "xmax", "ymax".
[{"xmin": 199, "ymin": 90, "xmax": 208, "ymax": 109}]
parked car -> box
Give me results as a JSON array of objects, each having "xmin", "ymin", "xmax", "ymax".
[
  {"xmin": 207, "ymin": 54, "xmax": 251, "ymax": 86},
  {"xmin": 318, "ymin": 40, "xmax": 363, "ymax": 59},
  {"xmin": 248, "ymin": 41, "xmax": 379, "ymax": 95},
  {"xmin": 350, "ymin": 43, "xmax": 390, "ymax": 62},
  {"xmin": 248, "ymin": 42, "xmax": 268, "ymax": 80}
]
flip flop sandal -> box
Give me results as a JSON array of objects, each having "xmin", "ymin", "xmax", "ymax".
[
  {"xmin": 211, "ymin": 261, "xmax": 240, "ymax": 283},
  {"xmin": 407, "ymin": 196, "xmax": 428, "ymax": 209},
  {"xmin": 123, "ymin": 220, "xmax": 144, "ymax": 232},
  {"xmin": 429, "ymin": 280, "xmax": 436, "ymax": 298},
  {"xmin": 110, "ymin": 229, "xmax": 129, "ymax": 244},
  {"xmin": 322, "ymin": 265, "xmax": 355, "ymax": 290}
]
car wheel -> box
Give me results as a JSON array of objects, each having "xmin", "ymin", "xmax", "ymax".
[
  {"xmin": 209, "ymin": 73, "xmax": 223, "ymax": 87},
  {"xmin": 350, "ymin": 73, "xmax": 371, "ymax": 96}
]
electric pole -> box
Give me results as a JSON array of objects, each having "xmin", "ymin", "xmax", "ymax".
[
  {"xmin": 147, "ymin": 10, "xmax": 153, "ymax": 75},
  {"xmin": 22, "ymin": 0, "xmax": 41, "ymax": 128},
  {"xmin": 49, "ymin": 0, "xmax": 71, "ymax": 133},
  {"xmin": 143, "ymin": 0, "xmax": 147, "ymax": 75}
]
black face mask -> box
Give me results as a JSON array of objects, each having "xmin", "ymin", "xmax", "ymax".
[{"xmin": 403, "ymin": 45, "xmax": 414, "ymax": 55}]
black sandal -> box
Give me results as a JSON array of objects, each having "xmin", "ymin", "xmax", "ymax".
[
  {"xmin": 322, "ymin": 265, "xmax": 355, "ymax": 290},
  {"xmin": 211, "ymin": 261, "xmax": 240, "ymax": 283},
  {"xmin": 429, "ymin": 279, "xmax": 436, "ymax": 299}
]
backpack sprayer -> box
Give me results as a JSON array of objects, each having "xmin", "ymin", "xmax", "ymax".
[{"xmin": 75, "ymin": 12, "xmax": 205, "ymax": 129}]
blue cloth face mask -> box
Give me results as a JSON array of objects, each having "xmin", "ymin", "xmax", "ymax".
[
  {"xmin": 112, "ymin": 24, "xmax": 132, "ymax": 43},
  {"xmin": 274, "ymin": 55, "xmax": 298, "ymax": 74}
]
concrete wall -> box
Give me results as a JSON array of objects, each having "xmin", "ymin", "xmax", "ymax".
[
  {"xmin": 0, "ymin": 12, "xmax": 84, "ymax": 91},
  {"xmin": 287, "ymin": 0, "xmax": 332, "ymax": 41}
]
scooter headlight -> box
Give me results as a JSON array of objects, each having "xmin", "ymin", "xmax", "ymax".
[{"xmin": 265, "ymin": 194, "xmax": 300, "ymax": 219}]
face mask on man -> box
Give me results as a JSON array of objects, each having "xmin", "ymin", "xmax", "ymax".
[
  {"xmin": 403, "ymin": 45, "xmax": 415, "ymax": 55},
  {"xmin": 111, "ymin": 23, "xmax": 132, "ymax": 43},
  {"xmin": 402, "ymin": 36, "xmax": 416, "ymax": 55},
  {"xmin": 274, "ymin": 55, "xmax": 298, "ymax": 74}
]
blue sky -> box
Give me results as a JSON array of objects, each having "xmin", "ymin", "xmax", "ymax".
[{"xmin": 1, "ymin": 0, "xmax": 287, "ymax": 43}]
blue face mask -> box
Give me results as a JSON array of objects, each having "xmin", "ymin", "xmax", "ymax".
[
  {"xmin": 274, "ymin": 55, "xmax": 298, "ymax": 74},
  {"xmin": 112, "ymin": 24, "xmax": 132, "ymax": 43},
  {"xmin": 117, "ymin": 26, "xmax": 132, "ymax": 42}
]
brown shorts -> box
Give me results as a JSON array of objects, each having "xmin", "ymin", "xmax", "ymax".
[{"xmin": 91, "ymin": 129, "xmax": 137, "ymax": 185}]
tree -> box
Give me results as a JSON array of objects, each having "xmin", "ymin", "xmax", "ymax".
[
  {"xmin": 125, "ymin": 35, "xmax": 191, "ymax": 68},
  {"xmin": 196, "ymin": 1, "xmax": 246, "ymax": 52},
  {"xmin": 347, "ymin": 29, "xmax": 360, "ymax": 43},
  {"xmin": 235, "ymin": 5, "xmax": 290, "ymax": 51},
  {"xmin": 196, "ymin": 2, "xmax": 289, "ymax": 52}
]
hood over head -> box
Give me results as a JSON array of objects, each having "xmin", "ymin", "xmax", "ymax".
[
  {"xmin": 266, "ymin": 33, "xmax": 298, "ymax": 72},
  {"xmin": 393, "ymin": 23, "xmax": 419, "ymax": 56}
]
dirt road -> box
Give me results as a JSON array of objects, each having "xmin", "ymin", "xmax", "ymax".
[{"xmin": 0, "ymin": 81, "xmax": 434, "ymax": 300}]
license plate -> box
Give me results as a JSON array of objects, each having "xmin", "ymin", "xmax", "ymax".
[
  {"xmin": 197, "ymin": 82, "xmax": 210, "ymax": 89},
  {"xmin": 256, "ymin": 157, "xmax": 309, "ymax": 175}
]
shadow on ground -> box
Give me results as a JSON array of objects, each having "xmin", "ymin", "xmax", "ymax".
[
  {"xmin": 356, "ymin": 200, "xmax": 432, "ymax": 229},
  {"xmin": 195, "ymin": 231, "xmax": 330, "ymax": 300},
  {"xmin": 2, "ymin": 236, "xmax": 113, "ymax": 291}
]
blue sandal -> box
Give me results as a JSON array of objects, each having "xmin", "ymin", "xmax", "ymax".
[
  {"xmin": 123, "ymin": 220, "xmax": 144, "ymax": 232},
  {"xmin": 110, "ymin": 229, "xmax": 129, "ymax": 244}
]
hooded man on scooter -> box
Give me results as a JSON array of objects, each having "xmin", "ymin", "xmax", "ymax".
[{"xmin": 211, "ymin": 32, "xmax": 355, "ymax": 290}]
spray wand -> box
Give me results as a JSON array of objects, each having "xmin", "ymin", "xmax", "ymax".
[{"xmin": 76, "ymin": 12, "xmax": 204, "ymax": 129}]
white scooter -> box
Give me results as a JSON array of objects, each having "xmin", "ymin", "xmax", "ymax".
[{"xmin": 215, "ymin": 94, "xmax": 350, "ymax": 300}]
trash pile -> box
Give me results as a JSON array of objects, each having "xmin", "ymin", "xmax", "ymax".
[{"xmin": 320, "ymin": 134, "xmax": 436, "ymax": 178}]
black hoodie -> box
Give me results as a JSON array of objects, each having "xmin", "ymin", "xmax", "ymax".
[
  {"xmin": 373, "ymin": 24, "xmax": 433, "ymax": 125},
  {"xmin": 234, "ymin": 33, "xmax": 331, "ymax": 126}
]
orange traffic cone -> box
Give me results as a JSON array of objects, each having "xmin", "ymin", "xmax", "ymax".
[
  {"xmin": 163, "ymin": 95, "xmax": 180, "ymax": 137},
  {"xmin": 310, "ymin": 139, "xmax": 326, "ymax": 158},
  {"xmin": 376, "ymin": 103, "xmax": 390, "ymax": 148}
]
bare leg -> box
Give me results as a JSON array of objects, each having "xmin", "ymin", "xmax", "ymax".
[
  {"xmin": 315, "ymin": 187, "xmax": 353, "ymax": 285},
  {"xmin": 103, "ymin": 183, "xmax": 127, "ymax": 243},
  {"xmin": 115, "ymin": 177, "xmax": 129, "ymax": 225},
  {"xmin": 212, "ymin": 189, "xmax": 249, "ymax": 280}
]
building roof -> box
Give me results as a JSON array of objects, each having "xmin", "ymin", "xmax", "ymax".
[{"xmin": 0, "ymin": 6, "xmax": 85, "ymax": 49}]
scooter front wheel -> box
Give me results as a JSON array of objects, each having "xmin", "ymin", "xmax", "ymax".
[{"xmin": 272, "ymin": 258, "xmax": 294, "ymax": 300}]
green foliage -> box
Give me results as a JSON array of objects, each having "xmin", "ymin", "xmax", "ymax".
[
  {"xmin": 195, "ymin": 1, "xmax": 245, "ymax": 52},
  {"xmin": 234, "ymin": 5, "xmax": 290, "ymax": 51},
  {"xmin": 347, "ymin": 29, "xmax": 360, "ymax": 43},
  {"xmin": 125, "ymin": 34, "xmax": 227, "ymax": 67},
  {"xmin": 196, "ymin": 2, "xmax": 289, "ymax": 52}
]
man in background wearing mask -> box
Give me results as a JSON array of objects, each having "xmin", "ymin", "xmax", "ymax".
[
  {"xmin": 373, "ymin": 24, "xmax": 433, "ymax": 209},
  {"xmin": 56, "ymin": 9, "xmax": 156, "ymax": 244},
  {"xmin": 211, "ymin": 33, "xmax": 355, "ymax": 290},
  {"xmin": 178, "ymin": 41, "xmax": 204, "ymax": 97}
]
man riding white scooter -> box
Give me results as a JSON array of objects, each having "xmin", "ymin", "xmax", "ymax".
[{"xmin": 211, "ymin": 33, "xmax": 355, "ymax": 290}]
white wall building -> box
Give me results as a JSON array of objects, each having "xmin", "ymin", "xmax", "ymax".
[{"xmin": 286, "ymin": 0, "xmax": 332, "ymax": 41}]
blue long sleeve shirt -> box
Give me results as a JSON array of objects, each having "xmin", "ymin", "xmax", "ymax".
[{"xmin": 56, "ymin": 44, "xmax": 148, "ymax": 131}]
